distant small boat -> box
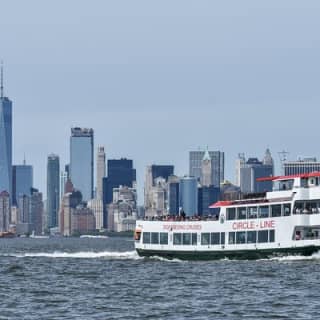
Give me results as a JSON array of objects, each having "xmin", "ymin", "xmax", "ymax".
[
  {"xmin": 80, "ymin": 235, "xmax": 109, "ymax": 239},
  {"xmin": 30, "ymin": 231, "xmax": 50, "ymax": 239}
]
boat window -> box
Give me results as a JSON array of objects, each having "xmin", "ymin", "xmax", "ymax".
[
  {"xmin": 221, "ymin": 232, "xmax": 225, "ymax": 245},
  {"xmin": 228, "ymin": 232, "xmax": 235, "ymax": 244},
  {"xmin": 173, "ymin": 233, "xmax": 182, "ymax": 245},
  {"xmin": 201, "ymin": 233, "xmax": 210, "ymax": 245},
  {"xmin": 309, "ymin": 202, "xmax": 318, "ymax": 214},
  {"xmin": 151, "ymin": 232, "xmax": 159, "ymax": 244},
  {"xmin": 283, "ymin": 204, "xmax": 291, "ymax": 216},
  {"xmin": 258, "ymin": 230, "xmax": 269, "ymax": 243},
  {"xmin": 183, "ymin": 233, "xmax": 191, "ymax": 245},
  {"xmin": 143, "ymin": 232, "xmax": 151, "ymax": 244},
  {"xmin": 301, "ymin": 178, "xmax": 308, "ymax": 188},
  {"xmin": 211, "ymin": 233, "xmax": 220, "ymax": 245},
  {"xmin": 192, "ymin": 233, "xmax": 197, "ymax": 245},
  {"xmin": 271, "ymin": 204, "xmax": 281, "ymax": 217},
  {"xmin": 293, "ymin": 201, "xmax": 303, "ymax": 214},
  {"xmin": 237, "ymin": 207, "xmax": 247, "ymax": 220},
  {"xmin": 247, "ymin": 231, "xmax": 257, "ymax": 243},
  {"xmin": 280, "ymin": 180, "xmax": 294, "ymax": 191},
  {"xmin": 269, "ymin": 230, "xmax": 275, "ymax": 242},
  {"xmin": 227, "ymin": 208, "xmax": 236, "ymax": 220},
  {"xmin": 293, "ymin": 201, "xmax": 320, "ymax": 214},
  {"xmin": 236, "ymin": 232, "xmax": 246, "ymax": 244},
  {"xmin": 259, "ymin": 206, "xmax": 269, "ymax": 219},
  {"xmin": 248, "ymin": 207, "xmax": 258, "ymax": 219},
  {"xmin": 160, "ymin": 233, "xmax": 168, "ymax": 245}
]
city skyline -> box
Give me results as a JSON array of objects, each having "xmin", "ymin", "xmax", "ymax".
[{"xmin": 1, "ymin": 1, "xmax": 320, "ymax": 202}]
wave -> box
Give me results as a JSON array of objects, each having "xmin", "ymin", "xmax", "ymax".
[
  {"xmin": 265, "ymin": 251, "xmax": 320, "ymax": 262},
  {"xmin": 79, "ymin": 235, "xmax": 109, "ymax": 239},
  {"xmin": 147, "ymin": 255, "xmax": 185, "ymax": 263},
  {"xmin": 5, "ymin": 250, "xmax": 140, "ymax": 260}
]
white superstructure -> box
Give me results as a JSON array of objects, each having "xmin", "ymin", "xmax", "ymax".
[{"xmin": 135, "ymin": 172, "xmax": 320, "ymax": 260}]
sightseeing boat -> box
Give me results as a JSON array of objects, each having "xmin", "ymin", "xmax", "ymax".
[{"xmin": 134, "ymin": 172, "xmax": 320, "ymax": 260}]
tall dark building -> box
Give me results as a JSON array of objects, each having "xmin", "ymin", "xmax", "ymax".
[
  {"xmin": 70, "ymin": 127, "xmax": 94, "ymax": 201},
  {"xmin": 151, "ymin": 165, "xmax": 174, "ymax": 181},
  {"xmin": 102, "ymin": 158, "xmax": 136, "ymax": 227},
  {"xmin": 12, "ymin": 163, "xmax": 33, "ymax": 205},
  {"xmin": 168, "ymin": 180, "xmax": 180, "ymax": 215},
  {"xmin": 198, "ymin": 186, "xmax": 220, "ymax": 216},
  {"xmin": 47, "ymin": 154, "xmax": 60, "ymax": 229},
  {"xmin": 0, "ymin": 65, "xmax": 12, "ymax": 197},
  {"xmin": 240, "ymin": 158, "xmax": 273, "ymax": 194}
]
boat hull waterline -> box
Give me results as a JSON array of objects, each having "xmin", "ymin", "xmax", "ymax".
[{"xmin": 136, "ymin": 245, "xmax": 320, "ymax": 260}]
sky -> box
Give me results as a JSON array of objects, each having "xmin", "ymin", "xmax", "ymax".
[{"xmin": 1, "ymin": 0, "xmax": 320, "ymax": 202}]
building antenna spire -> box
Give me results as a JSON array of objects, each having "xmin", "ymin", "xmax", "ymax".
[{"xmin": 0, "ymin": 61, "xmax": 3, "ymax": 99}]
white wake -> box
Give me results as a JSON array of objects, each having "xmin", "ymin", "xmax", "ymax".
[
  {"xmin": 269, "ymin": 251, "xmax": 320, "ymax": 262},
  {"xmin": 8, "ymin": 250, "xmax": 140, "ymax": 260}
]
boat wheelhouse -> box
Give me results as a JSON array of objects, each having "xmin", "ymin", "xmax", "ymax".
[{"xmin": 135, "ymin": 172, "xmax": 320, "ymax": 260}]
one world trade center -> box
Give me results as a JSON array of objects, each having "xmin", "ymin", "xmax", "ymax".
[{"xmin": 0, "ymin": 64, "xmax": 12, "ymax": 197}]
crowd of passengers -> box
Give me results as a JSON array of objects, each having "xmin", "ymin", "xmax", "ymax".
[
  {"xmin": 293, "ymin": 206, "xmax": 320, "ymax": 214},
  {"xmin": 143, "ymin": 211, "xmax": 220, "ymax": 222}
]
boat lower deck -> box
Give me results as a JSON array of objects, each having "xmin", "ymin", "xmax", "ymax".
[{"xmin": 136, "ymin": 245, "xmax": 320, "ymax": 260}]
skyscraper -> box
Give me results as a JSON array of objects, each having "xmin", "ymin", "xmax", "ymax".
[
  {"xmin": 47, "ymin": 154, "xmax": 60, "ymax": 229},
  {"xmin": 96, "ymin": 146, "xmax": 106, "ymax": 200},
  {"xmin": 102, "ymin": 158, "xmax": 136, "ymax": 228},
  {"xmin": 167, "ymin": 175, "xmax": 180, "ymax": 215},
  {"xmin": 103, "ymin": 159, "xmax": 136, "ymax": 204},
  {"xmin": 0, "ymin": 64, "xmax": 12, "ymax": 197},
  {"xmin": 144, "ymin": 164, "xmax": 174, "ymax": 217},
  {"xmin": 235, "ymin": 153, "xmax": 246, "ymax": 187},
  {"xmin": 179, "ymin": 176, "xmax": 198, "ymax": 216},
  {"xmin": 198, "ymin": 186, "xmax": 220, "ymax": 216},
  {"xmin": 0, "ymin": 191, "xmax": 10, "ymax": 232},
  {"xmin": 60, "ymin": 170, "xmax": 68, "ymax": 202},
  {"xmin": 70, "ymin": 127, "xmax": 94, "ymax": 201},
  {"xmin": 240, "ymin": 158, "xmax": 273, "ymax": 194},
  {"xmin": 12, "ymin": 162, "xmax": 33, "ymax": 205},
  {"xmin": 59, "ymin": 189, "xmax": 82, "ymax": 236},
  {"xmin": 201, "ymin": 149, "xmax": 212, "ymax": 187},
  {"xmin": 17, "ymin": 194, "xmax": 31, "ymax": 234},
  {"xmin": 30, "ymin": 188, "xmax": 44, "ymax": 235},
  {"xmin": 189, "ymin": 149, "xmax": 224, "ymax": 187}
]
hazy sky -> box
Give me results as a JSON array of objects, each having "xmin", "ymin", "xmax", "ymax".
[{"xmin": 1, "ymin": 0, "xmax": 320, "ymax": 201}]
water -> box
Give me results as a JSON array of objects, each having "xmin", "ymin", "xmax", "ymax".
[{"xmin": 0, "ymin": 237, "xmax": 320, "ymax": 319}]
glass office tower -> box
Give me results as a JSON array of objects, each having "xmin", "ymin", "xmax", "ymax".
[
  {"xmin": 179, "ymin": 176, "xmax": 198, "ymax": 216},
  {"xmin": 0, "ymin": 66, "xmax": 12, "ymax": 197},
  {"xmin": 12, "ymin": 164, "xmax": 33, "ymax": 205},
  {"xmin": 70, "ymin": 128, "xmax": 94, "ymax": 201},
  {"xmin": 47, "ymin": 154, "xmax": 60, "ymax": 229}
]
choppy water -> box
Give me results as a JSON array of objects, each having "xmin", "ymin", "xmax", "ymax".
[{"xmin": 0, "ymin": 237, "xmax": 320, "ymax": 319}]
